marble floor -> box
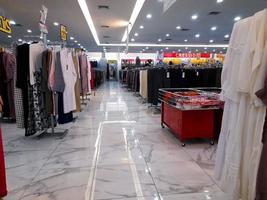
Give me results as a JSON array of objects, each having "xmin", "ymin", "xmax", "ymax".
[{"xmin": 1, "ymin": 81, "xmax": 226, "ymax": 200}]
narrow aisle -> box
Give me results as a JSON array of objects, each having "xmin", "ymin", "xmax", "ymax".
[{"xmin": 3, "ymin": 81, "xmax": 225, "ymax": 200}]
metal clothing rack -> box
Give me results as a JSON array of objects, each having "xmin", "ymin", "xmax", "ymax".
[{"xmin": 37, "ymin": 30, "xmax": 69, "ymax": 139}]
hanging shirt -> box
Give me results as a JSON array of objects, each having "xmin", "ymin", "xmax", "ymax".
[
  {"xmin": 60, "ymin": 49, "xmax": 77, "ymax": 113},
  {"xmin": 29, "ymin": 43, "xmax": 45, "ymax": 85},
  {"xmin": 86, "ymin": 56, "xmax": 92, "ymax": 94}
]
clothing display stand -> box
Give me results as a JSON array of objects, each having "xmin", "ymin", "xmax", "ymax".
[{"xmin": 37, "ymin": 31, "xmax": 68, "ymax": 139}]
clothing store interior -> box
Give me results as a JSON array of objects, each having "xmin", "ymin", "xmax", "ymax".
[{"xmin": 0, "ymin": 0, "xmax": 267, "ymax": 200}]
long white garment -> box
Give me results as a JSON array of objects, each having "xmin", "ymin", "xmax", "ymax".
[
  {"xmin": 60, "ymin": 49, "xmax": 77, "ymax": 113},
  {"xmin": 29, "ymin": 43, "xmax": 45, "ymax": 85},
  {"xmin": 215, "ymin": 9, "xmax": 267, "ymax": 200}
]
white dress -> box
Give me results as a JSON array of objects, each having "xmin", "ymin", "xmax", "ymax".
[{"xmin": 60, "ymin": 49, "xmax": 77, "ymax": 113}]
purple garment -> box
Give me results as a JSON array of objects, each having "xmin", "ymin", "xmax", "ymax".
[{"xmin": 78, "ymin": 55, "xmax": 88, "ymax": 96}]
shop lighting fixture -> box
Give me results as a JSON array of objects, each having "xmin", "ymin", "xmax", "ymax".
[
  {"xmin": 27, "ymin": 29, "xmax": 32, "ymax": 33},
  {"xmin": 211, "ymin": 26, "xmax": 217, "ymax": 31},
  {"xmin": 78, "ymin": 43, "xmax": 81, "ymax": 46},
  {"xmin": 224, "ymin": 34, "xmax": 229, "ymax": 38},
  {"xmin": 223, "ymin": 47, "xmax": 226, "ymax": 50},
  {"xmin": 165, "ymin": 47, "xmax": 169, "ymax": 50},
  {"xmin": 142, "ymin": 49, "xmax": 145, "ymax": 51},
  {"xmin": 140, "ymin": 25, "xmax": 144, "ymax": 29},
  {"xmin": 47, "ymin": 40, "xmax": 51, "ymax": 42},
  {"xmin": 178, "ymin": 49, "xmax": 181, "ymax": 52},
  {"xmin": 146, "ymin": 14, "xmax": 152, "ymax": 19},
  {"xmin": 234, "ymin": 16, "xmax": 242, "ymax": 21},
  {"xmin": 7, "ymin": 35, "xmax": 12, "ymax": 38},
  {"xmin": 176, "ymin": 26, "xmax": 181, "ymax": 30},
  {"xmin": 209, "ymin": 39, "xmax": 214, "ymax": 43},
  {"xmin": 185, "ymin": 47, "xmax": 188, "ymax": 49},
  {"xmin": 184, "ymin": 39, "xmax": 188, "ymax": 42},
  {"xmin": 74, "ymin": 40, "xmax": 78, "ymax": 43},
  {"xmin": 195, "ymin": 34, "xmax": 200, "ymax": 38},
  {"xmin": 10, "ymin": 20, "xmax": 16, "ymax": 25},
  {"xmin": 196, "ymin": 49, "xmax": 199, "ymax": 52},
  {"xmin": 204, "ymin": 47, "xmax": 207, "ymax": 49},
  {"xmin": 18, "ymin": 39, "xmax": 22, "ymax": 42},
  {"xmin": 146, "ymin": 46, "xmax": 149, "ymax": 49},
  {"xmin": 217, "ymin": 0, "xmax": 224, "ymax": 3},
  {"xmin": 121, "ymin": 0, "xmax": 146, "ymax": 42},
  {"xmin": 213, "ymin": 49, "xmax": 216, "ymax": 52},
  {"xmin": 166, "ymin": 33, "xmax": 170, "ymax": 37},
  {"xmin": 70, "ymin": 37, "xmax": 74, "ymax": 40},
  {"xmin": 131, "ymin": 38, "xmax": 135, "ymax": 42},
  {"xmin": 160, "ymin": 49, "xmax": 163, "ymax": 51},
  {"xmin": 134, "ymin": 32, "xmax": 139, "ymax": 36},
  {"xmin": 78, "ymin": 0, "xmax": 100, "ymax": 45},
  {"xmin": 53, "ymin": 22, "xmax": 59, "ymax": 26},
  {"xmin": 191, "ymin": 14, "xmax": 198, "ymax": 20},
  {"xmin": 40, "ymin": 36, "xmax": 43, "ymax": 39},
  {"xmin": 158, "ymin": 38, "xmax": 162, "ymax": 42}
]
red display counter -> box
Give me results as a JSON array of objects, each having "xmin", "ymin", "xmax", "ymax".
[
  {"xmin": 0, "ymin": 128, "xmax": 7, "ymax": 198},
  {"xmin": 159, "ymin": 88, "xmax": 223, "ymax": 146}
]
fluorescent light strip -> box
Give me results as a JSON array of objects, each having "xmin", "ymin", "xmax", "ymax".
[
  {"xmin": 99, "ymin": 43, "xmax": 229, "ymax": 48},
  {"xmin": 121, "ymin": 0, "xmax": 146, "ymax": 42},
  {"xmin": 78, "ymin": 0, "xmax": 100, "ymax": 45}
]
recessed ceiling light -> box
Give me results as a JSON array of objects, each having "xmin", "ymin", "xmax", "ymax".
[
  {"xmin": 10, "ymin": 20, "xmax": 16, "ymax": 25},
  {"xmin": 234, "ymin": 16, "xmax": 241, "ymax": 21},
  {"xmin": 185, "ymin": 47, "xmax": 188, "ymax": 50},
  {"xmin": 195, "ymin": 34, "xmax": 200, "ymax": 38},
  {"xmin": 204, "ymin": 47, "xmax": 208, "ymax": 50},
  {"xmin": 70, "ymin": 37, "xmax": 74, "ymax": 40},
  {"xmin": 209, "ymin": 39, "xmax": 214, "ymax": 43},
  {"xmin": 140, "ymin": 25, "xmax": 144, "ymax": 29},
  {"xmin": 211, "ymin": 26, "xmax": 217, "ymax": 31},
  {"xmin": 134, "ymin": 32, "xmax": 139, "ymax": 36},
  {"xmin": 53, "ymin": 22, "xmax": 59, "ymax": 26},
  {"xmin": 166, "ymin": 47, "xmax": 169, "ymax": 50},
  {"xmin": 158, "ymin": 38, "xmax": 162, "ymax": 42},
  {"xmin": 160, "ymin": 49, "xmax": 163, "ymax": 52},
  {"xmin": 146, "ymin": 14, "xmax": 152, "ymax": 19},
  {"xmin": 78, "ymin": 43, "xmax": 81, "ymax": 46},
  {"xmin": 217, "ymin": 0, "xmax": 224, "ymax": 3},
  {"xmin": 74, "ymin": 40, "xmax": 78, "ymax": 43},
  {"xmin": 47, "ymin": 39, "xmax": 51, "ymax": 42},
  {"xmin": 131, "ymin": 38, "xmax": 135, "ymax": 42},
  {"xmin": 184, "ymin": 39, "xmax": 188, "ymax": 42},
  {"xmin": 81, "ymin": 46, "xmax": 84, "ymax": 48},
  {"xmin": 142, "ymin": 49, "xmax": 145, "ymax": 51},
  {"xmin": 166, "ymin": 33, "xmax": 170, "ymax": 37},
  {"xmin": 213, "ymin": 49, "xmax": 216, "ymax": 52},
  {"xmin": 7, "ymin": 35, "xmax": 12, "ymax": 38},
  {"xmin": 18, "ymin": 39, "xmax": 22, "ymax": 42},
  {"xmin": 176, "ymin": 26, "xmax": 181, "ymax": 30},
  {"xmin": 224, "ymin": 34, "xmax": 229, "ymax": 38},
  {"xmin": 146, "ymin": 46, "xmax": 149, "ymax": 49},
  {"xmin": 191, "ymin": 14, "xmax": 198, "ymax": 20},
  {"xmin": 223, "ymin": 47, "xmax": 226, "ymax": 50},
  {"xmin": 27, "ymin": 29, "xmax": 32, "ymax": 33},
  {"xmin": 196, "ymin": 49, "xmax": 199, "ymax": 52},
  {"xmin": 40, "ymin": 36, "xmax": 43, "ymax": 39},
  {"xmin": 178, "ymin": 49, "xmax": 181, "ymax": 52}
]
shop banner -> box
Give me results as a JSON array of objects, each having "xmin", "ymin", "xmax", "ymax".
[
  {"xmin": 163, "ymin": 0, "xmax": 176, "ymax": 13},
  {"xmin": 39, "ymin": 5, "xmax": 48, "ymax": 34},
  {"xmin": 164, "ymin": 52, "xmax": 211, "ymax": 58},
  {"xmin": 0, "ymin": 16, "xmax": 11, "ymax": 34},
  {"xmin": 60, "ymin": 25, "xmax": 67, "ymax": 41}
]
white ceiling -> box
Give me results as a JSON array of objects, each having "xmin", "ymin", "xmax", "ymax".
[{"xmin": 0, "ymin": 0, "xmax": 266, "ymax": 53}]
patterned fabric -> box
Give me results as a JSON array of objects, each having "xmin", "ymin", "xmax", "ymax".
[
  {"xmin": 32, "ymin": 71, "xmax": 51, "ymax": 132},
  {"xmin": 25, "ymin": 84, "xmax": 36, "ymax": 136}
]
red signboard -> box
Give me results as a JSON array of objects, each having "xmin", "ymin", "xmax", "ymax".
[{"xmin": 164, "ymin": 52, "xmax": 211, "ymax": 58}]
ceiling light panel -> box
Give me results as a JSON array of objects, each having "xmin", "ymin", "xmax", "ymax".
[
  {"xmin": 191, "ymin": 14, "xmax": 198, "ymax": 20},
  {"xmin": 121, "ymin": 0, "xmax": 146, "ymax": 42},
  {"xmin": 78, "ymin": 0, "xmax": 100, "ymax": 45}
]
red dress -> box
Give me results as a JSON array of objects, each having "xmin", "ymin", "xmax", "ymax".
[{"xmin": 0, "ymin": 128, "xmax": 7, "ymax": 197}]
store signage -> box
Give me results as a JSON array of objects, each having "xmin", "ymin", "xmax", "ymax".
[
  {"xmin": 39, "ymin": 5, "xmax": 48, "ymax": 34},
  {"xmin": 163, "ymin": 0, "xmax": 176, "ymax": 13},
  {"xmin": 60, "ymin": 25, "xmax": 67, "ymax": 41},
  {"xmin": 0, "ymin": 16, "xmax": 11, "ymax": 34},
  {"xmin": 164, "ymin": 52, "xmax": 211, "ymax": 58}
]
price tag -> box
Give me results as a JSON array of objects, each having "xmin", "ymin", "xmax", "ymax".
[
  {"xmin": 0, "ymin": 16, "xmax": 11, "ymax": 34},
  {"xmin": 166, "ymin": 72, "xmax": 170, "ymax": 78}
]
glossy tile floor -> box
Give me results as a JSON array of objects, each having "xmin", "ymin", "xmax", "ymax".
[{"xmin": 1, "ymin": 81, "xmax": 227, "ymax": 200}]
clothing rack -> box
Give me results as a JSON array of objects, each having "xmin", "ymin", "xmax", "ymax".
[{"xmin": 37, "ymin": 32, "xmax": 69, "ymax": 139}]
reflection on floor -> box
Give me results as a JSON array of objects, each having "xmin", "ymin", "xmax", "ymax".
[{"xmin": 1, "ymin": 81, "xmax": 226, "ymax": 200}]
